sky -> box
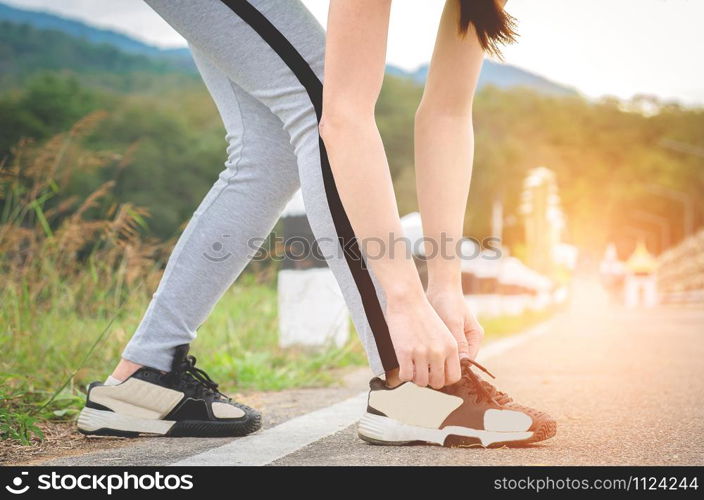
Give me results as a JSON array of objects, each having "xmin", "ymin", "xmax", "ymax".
[{"xmin": 5, "ymin": 0, "xmax": 704, "ymax": 105}]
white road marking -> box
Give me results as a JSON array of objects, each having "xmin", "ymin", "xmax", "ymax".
[
  {"xmin": 172, "ymin": 318, "xmax": 555, "ymax": 466},
  {"xmin": 172, "ymin": 393, "xmax": 368, "ymax": 466}
]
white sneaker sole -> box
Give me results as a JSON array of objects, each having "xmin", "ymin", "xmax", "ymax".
[
  {"xmin": 77, "ymin": 407, "xmax": 174, "ymax": 436},
  {"xmin": 357, "ymin": 412, "xmax": 533, "ymax": 448}
]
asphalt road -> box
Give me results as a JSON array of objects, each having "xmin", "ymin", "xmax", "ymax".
[{"xmin": 38, "ymin": 303, "xmax": 704, "ymax": 466}]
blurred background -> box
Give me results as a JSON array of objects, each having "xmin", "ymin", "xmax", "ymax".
[{"xmin": 1, "ymin": 0, "xmax": 702, "ymax": 450}]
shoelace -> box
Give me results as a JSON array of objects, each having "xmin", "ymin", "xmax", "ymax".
[
  {"xmin": 169, "ymin": 354, "xmax": 224, "ymax": 398},
  {"xmin": 459, "ymin": 358, "xmax": 513, "ymax": 406}
]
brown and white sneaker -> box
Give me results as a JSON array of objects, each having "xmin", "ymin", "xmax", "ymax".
[{"xmin": 357, "ymin": 358, "xmax": 556, "ymax": 447}]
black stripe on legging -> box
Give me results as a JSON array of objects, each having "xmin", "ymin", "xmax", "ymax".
[{"xmin": 220, "ymin": 0, "xmax": 398, "ymax": 371}]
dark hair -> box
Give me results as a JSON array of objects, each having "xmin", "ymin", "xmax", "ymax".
[{"xmin": 458, "ymin": 0, "xmax": 518, "ymax": 58}]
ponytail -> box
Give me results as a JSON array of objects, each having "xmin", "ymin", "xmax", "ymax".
[{"xmin": 457, "ymin": 0, "xmax": 517, "ymax": 58}]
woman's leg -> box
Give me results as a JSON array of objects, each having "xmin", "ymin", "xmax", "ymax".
[
  {"xmin": 120, "ymin": 45, "xmax": 300, "ymax": 371},
  {"xmin": 134, "ymin": 0, "xmax": 397, "ymax": 375},
  {"xmin": 78, "ymin": 44, "xmax": 296, "ymax": 437}
]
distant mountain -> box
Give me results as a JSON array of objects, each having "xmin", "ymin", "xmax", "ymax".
[
  {"xmin": 386, "ymin": 61, "xmax": 577, "ymax": 96},
  {"xmin": 0, "ymin": 21, "xmax": 191, "ymax": 78},
  {"xmin": 0, "ymin": 2, "xmax": 194, "ymax": 70}
]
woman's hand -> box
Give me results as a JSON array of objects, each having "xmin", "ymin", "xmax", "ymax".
[
  {"xmin": 385, "ymin": 291, "xmax": 461, "ymax": 389},
  {"xmin": 426, "ymin": 286, "xmax": 484, "ymax": 361}
]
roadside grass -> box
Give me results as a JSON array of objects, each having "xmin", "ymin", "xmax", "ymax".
[{"xmin": 480, "ymin": 307, "xmax": 558, "ymax": 339}]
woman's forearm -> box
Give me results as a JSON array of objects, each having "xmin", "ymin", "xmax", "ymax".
[
  {"xmin": 415, "ymin": 0, "xmax": 485, "ymax": 292},
  {"xmin": 320, "ymin": 115, "xmax": 423, "ymax": 301},
  {"xmin": 321, "ymin": 0, "xmax": 423, "ymax": 302},
  {"xmin": 415, "ymin": 110, "xmax": 474, "ymax": 292}
]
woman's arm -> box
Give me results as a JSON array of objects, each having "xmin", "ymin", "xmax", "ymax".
[
  {"xmin": 414, "ymin": 0, "xmax": 489, "ymax": 359},
  {"xmin": 321, "ymin": 0, "xmax": 460, "ymax": 388}
]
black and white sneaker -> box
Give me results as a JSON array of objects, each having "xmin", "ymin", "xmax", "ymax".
[{"xmin": 77, "ymin": 345, "xmax": 261, "ymax": 437}]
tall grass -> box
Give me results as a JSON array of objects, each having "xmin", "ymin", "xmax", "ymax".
[{"xmin": 0, "ymin": 115, "xmax": 365, "ymax": 445}]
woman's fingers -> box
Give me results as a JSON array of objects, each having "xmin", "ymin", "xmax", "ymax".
[
  {"xmin": 412, "ymin": 355, "xmax": 429, "ymax": 387},
  {"xmin": 397, "ymin": 351, "xmax": 414, "ymax": 383},
  {"xmin": 451, "ymin": 323, "xmax": 471, "ymax": 360},
  {"xmin": 465, "ymin": 309, "xmax": 484, "ymax": 360},
  {"xmin": 428, "ymin": 349, "xmax": 446, "ymax": 389},
  {"xmin": 445, "ymin": 354, "xmax": 462, "ymax": 386},
  {"xmin": 467, "ymin": 329, "xmax": 483, "ymax": 360}
]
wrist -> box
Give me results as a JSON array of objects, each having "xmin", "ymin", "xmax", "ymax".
[
  {"xmin": 426, "ymin": 254, "xmax": 461, "ymax": 281},
  {"xmin": 426, "ymin": 269, "xmax": 463, "ymax": 296},
  {"xmin": 426, "ymin": 283, "xmax": 464, "ymax": 301},
  {"xmin": 384, "ymin": 281, "xmax": 427, "ymax": 309}
]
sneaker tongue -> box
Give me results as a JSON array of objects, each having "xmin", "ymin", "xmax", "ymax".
[
  {"xmin": 445, "ymin": 365, "xmax": 501, "ymax": 403},
  {"xmin": 479, "ymin": 380, "xmax": 513, "ymax": 405}
]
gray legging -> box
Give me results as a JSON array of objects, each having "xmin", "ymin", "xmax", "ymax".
[{"xmin": 122, "ymin": 0, "xmax": 398, "ymax": 375}]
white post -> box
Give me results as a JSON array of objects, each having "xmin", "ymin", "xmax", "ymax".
[{"xmin": 277, "ymin": 191, "xmax": 350, "ymax": 349}]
